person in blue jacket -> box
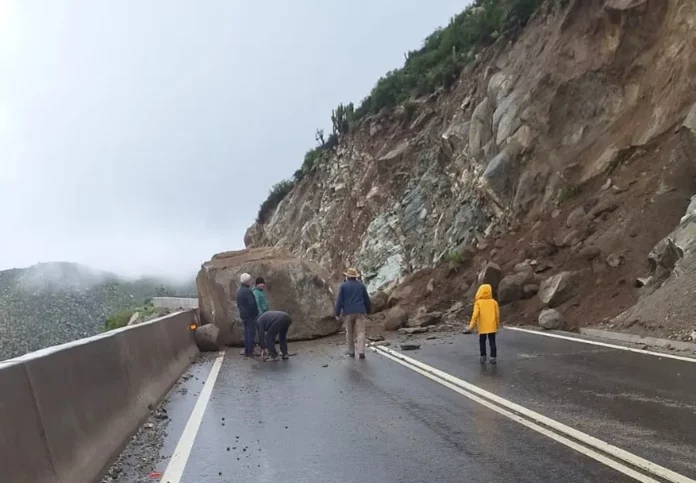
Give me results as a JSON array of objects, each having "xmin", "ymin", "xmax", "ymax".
[
  {"xmin": 236, "ymin": 273, "xmax": 259, "ymax": 357},
  {"xmin": 334, "ymin": 267, "xmax": 371, "ymax": 359}
]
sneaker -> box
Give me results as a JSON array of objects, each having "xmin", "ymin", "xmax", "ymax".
[
  {"xmin": 480, "ymin": 356, "xmax": 487, "ymax": 364},
  {"xmin": 359, "ymin": 353, "xmax": 366, "ymax": 359},
  {"xmin": 264, "ymin": 355, "xmax": 280, "ymax": 362},
  {"xmin": 490, "ymin": 358, "xmax": 497, "ymax": 365},
  {"xmin": 281, "ymin": 354, "xmax": 289, "ymax": 360},
  {"xmin": 346, "ymin": 352, "xmax": 355, "ymax": 358}
]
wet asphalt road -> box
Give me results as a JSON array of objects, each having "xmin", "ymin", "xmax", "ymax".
[{"xmin": 149, "ymin": 330, "xmax": 696, "ymax": 483}]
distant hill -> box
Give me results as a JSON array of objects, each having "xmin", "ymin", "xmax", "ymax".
[{"xmin": 0, "ymin": 262, "xmax": 196, "ymax": 361}]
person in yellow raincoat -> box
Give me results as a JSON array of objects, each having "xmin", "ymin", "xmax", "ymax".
[{"xmin": 463, "ymin": 284, "xmax": 500, "ymax": 364}]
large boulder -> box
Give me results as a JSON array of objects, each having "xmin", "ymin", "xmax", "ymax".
[
  {"xmin": 538, "ymin": 309, "xmax": 563, "ymax": 330},
  {"xmin": 477, "ymin": 262, "xmax": 503, "ymax": 298},
  {"xmin": 406, "ymin": 310, "xmax": 443, "ymax": 328},
  {"xmin": 195, "ymin": 324, "xmax": 221, "ymax": 352},
  {"xmin": 647, "ymin": 237, "xmax": 683, "ymax": 283},
  {"xmin": 538, "ymin": 271, "xmax": 581, "ymax": 307},
  {"xmin": 383, "ymin": 306, "xmax": 409, "ymax": 331},
  {"xmin": 498, "ymin": 271, "xmax": 537, "ymax": 305},
  {"xmin": 197, "ymin": 248, "xmax": 340, "ymax": 346},
  {"xmin": 370, "ymin": 291, "xmax": 389, "ymax": 314}
]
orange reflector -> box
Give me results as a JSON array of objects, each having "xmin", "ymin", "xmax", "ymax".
[{"xmin": 189, "ymin": 324, "xmax": 197, "ymax": 330}]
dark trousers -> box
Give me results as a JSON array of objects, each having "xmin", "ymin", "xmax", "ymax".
[
  {"xmin": 265, "ymin": 319, "xmax": 291, "ymax": 357},
  {"xmin": 243, "ymin": 318, "xmax": 256, "ymax": 357},
  {"xmin": 479, "ymin": 333, "xmax": 497, "ymax": 358}
]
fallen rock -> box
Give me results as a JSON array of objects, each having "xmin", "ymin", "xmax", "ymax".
[
  {"xmin": 522, "ymin": 284, "xmax": 540, "ymax": 299},
  {"xmin": 514, "ymin": 261, "xmax": 535, "ymax": 274},
  {"xmin": 528, "ymin": 240, "xmax": 558, "ymax": 259},
  {"xmin": 387, "ymin": 284, "xmax": 414, "ymax": 308},
  {"xmin": 589, "ymin": 199, "xmax": 619, "ymax": 218},
  {"xmin": 367, "ymin": 334, "xmax": 384, "ymax": 342},
  {"xmin": 566, "ymin": 206, "xmax": 587, "ymax": 228},
  {"xmin": 370, "ymin": 291, "xmax": 388, "ymax": 314},
  {"xmin": 538, "ymin": 309, "xmax": 563, "ymax": 330},
  {"xmin": 372, "ymin": 340, "xmax": 391, "ymax": 347},
  {"xmin": 554, "ymin": 229, "xmax": 583, "ymax": 248},
  {"xmin": 398, "ymin": 327, "xmax": 429, "ymax": 335},
  {"xmin": 197, "ymin": 248, "xmax": 340, "ymax": 346},
  {"xmin": 194, "ymin": 324, "xmax": 221, "ymax": 352},
  {"xmin": 478, "ymin": 262, "xmax": 503, "ymax": 297},
  {"xmin": 578, "ymin": 246, "xmax": 602, "ymax": 261},
  {"xmin": 443, "ymin": 301, "xmax": 466, "ymax": 323},
  {"xmin": 538, "ymin": 271, "xmax": 581, "ymax": 307},
  {"xmin": 498, "ymin": 271, "xmax": 536, "ymax": 305},
  {"xmin": 606, "ymin": 253, "xmax": 624, "ymax": 268},
  {"xmin": 647, "ymin": 237, "xmax": 683, "ymax": 284},
  {"xmin": 383, "ymin": 306, "xmax": 409, "ymax": 331},
  {"xmin": 406, "ymin": 311, "xmax": 443, "ymax": 328},
  {"xmin": 400, "ymin": 343, "xmax": 421, "ymax": 351}
]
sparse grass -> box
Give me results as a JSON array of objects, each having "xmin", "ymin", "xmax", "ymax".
[
  {"xmin": 557, "ymin": 184, "xmax": 580, "ymax": 205},
  {"xmin": 403, "ymin": 101, "xmax": 418, "ymax": 124},
  {"xmin": 443, "ymin": 250, "xmax": 465, "ymax": 265},
  {"xmin": 104, "ymin": 303, "xmax": 159, "ymax": 331}
]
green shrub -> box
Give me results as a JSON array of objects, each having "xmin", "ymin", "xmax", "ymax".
[
  {"xmin": 331, "ymin": 103, "xmax": 355, "ymax": 136},
  {"xmin": 105, "ymin": 309, "xmax": 134, "ymax": 331},
  {"xmin": 256, "ymin": 179, "xmax": 295, "ymax": 224},
  {"xmin": 302, "ymin": 148, "xmax": 323, "ymax": 174},
  {"xmin": 443, "ymin": 250, "xmax": 465, "ymax": 265},
  {"xmin": 557, "ymin": 184, "xmax": 580, "ymax": 205},
  {"xmin": 104, "ymin": 303, "xmax": 160, "ymax": 331},
  {"xmin": 354, "ymin": 0, "xmax": 544, "ymax": 118},
  {"xmin": 403, "ymin": 100, "xmax": 418, "ymax": 123},
  {"xmin": 255, "ymin": 0, "xmax": 547, "ymax": 224}
]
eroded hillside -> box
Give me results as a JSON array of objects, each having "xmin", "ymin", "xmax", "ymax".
[{"xmin": 247, "ymin": 0, "xmax": 696, "ymax": 339}]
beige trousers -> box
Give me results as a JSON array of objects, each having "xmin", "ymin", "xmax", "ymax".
[{"xmin": 344, "ymin": 314, "xmax": 366, "ymax": 355}]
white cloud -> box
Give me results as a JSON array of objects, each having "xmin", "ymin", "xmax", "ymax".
[{"xmin": 0, "ymin": 0, "xmax": 467, "ymax": 278}]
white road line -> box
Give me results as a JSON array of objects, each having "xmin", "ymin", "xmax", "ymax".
[
  {"xmin": 506, "ymin": 327, "xmax": 696, "ymax": 363},
  {"xmin": 370, "ymin": 344, "xmax": 696, "ymax": 483},
  {"xmin": 160, "ymin": 351, "xmax": 225, "ymax": 483}
]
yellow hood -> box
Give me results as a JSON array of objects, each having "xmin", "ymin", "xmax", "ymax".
[{"xmin": 475, "ymin": 284, "xmax": 493, "ymax": 301}]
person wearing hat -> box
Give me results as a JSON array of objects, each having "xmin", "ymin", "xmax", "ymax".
[
  {"xmin": 236, "ymin": 272, "xmax": 259, "ymax": 357},
  {"xmin": 334, "ymin": 267, "xmax": 372, "ymax": 359},
  {"xmin": 252, "ymin": 277, "xmax": 269, "ymax": 315}
]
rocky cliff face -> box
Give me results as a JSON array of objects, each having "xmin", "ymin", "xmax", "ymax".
[{"xmin": 247, "ymin": 0, "xmax": 696, "ymax": 329}]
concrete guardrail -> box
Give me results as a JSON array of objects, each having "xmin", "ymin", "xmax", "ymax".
[
  {"xmin": 0, "ymin": 310, "xmax": 199, "ymax": 483},
  {"xmin": 152, "ymin": 296, "xmax": 199, "ymax": 310}
]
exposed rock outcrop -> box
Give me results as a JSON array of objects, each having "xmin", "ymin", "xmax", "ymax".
[
  {"xmin": 196, "ymin": 248, "xmax": 340, "ymax": 346},
  {"xmin": 248, "ymin": 0, "xmax": 696, "ymax": 300},
  {"xmin": 239, "ymin": 1, "xmax": 696, "ymax": 341}
]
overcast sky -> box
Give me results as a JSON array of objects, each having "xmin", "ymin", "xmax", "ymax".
[{"xmin": 0, "ymin": 0, "xmax": 466, "ymax": 280}]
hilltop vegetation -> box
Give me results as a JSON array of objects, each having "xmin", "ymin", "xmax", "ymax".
[
  {"xmin": 0, "ymin": 262, "xmax": 195, "ymax": 360},
  {"xmin": 257, "ymin": 0, "xmax": 549, "ymax": 224}
]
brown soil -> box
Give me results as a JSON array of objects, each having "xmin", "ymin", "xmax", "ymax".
[{"xmin": 384, "ymin": 127, "xmax": 696, "ymax": 338}]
